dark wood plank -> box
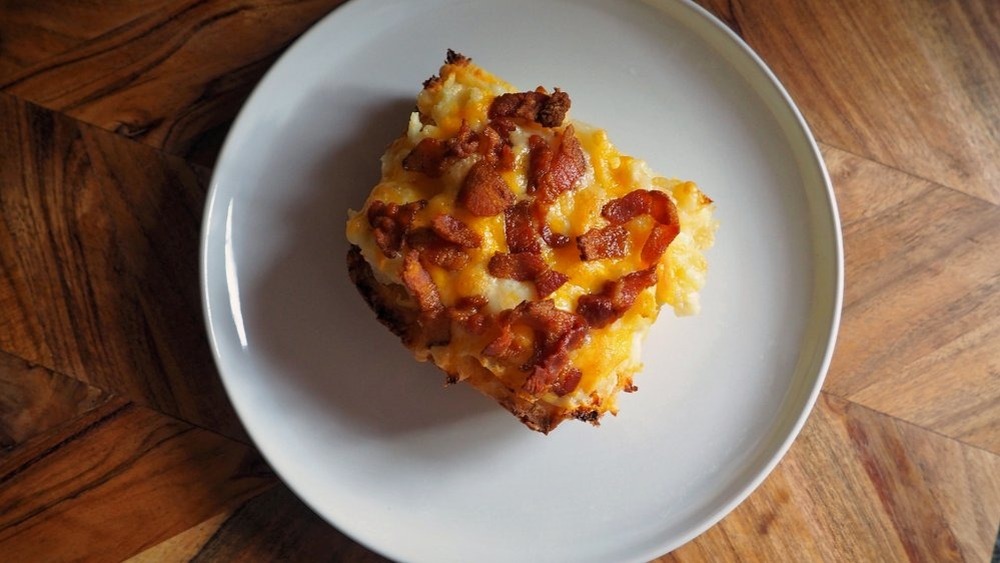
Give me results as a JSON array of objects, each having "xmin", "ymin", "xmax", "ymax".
[
  {"xmin": 696, "ymin": 0, "xmax": 1000, "ymax": 204},
  {"xmin": 0, "ymin": 0, "xmax": 173, "ymax": 80},
  {"xmin": 822, "ymin": 144, "xmax": 1000, "ymax": 454},
  {"xmin": 130, "ymin": 485, "xmax": 390, "ymax": 563},
  {"xmin": 659, "ymin": 394, "xmax": 1000, "ymax": 561},
  {"xmin": 1, "ymin": 0, "xmax": 349, "ymax": 167},
  {"xmin": 0, "ymin": 399, "xmax": 274, "ymax": 562},
  {"xmin": 0, "ymin": 92, "xmax": 244, "ymax": 440},
  {"xmin": 0, "ymin": 349, "xmax": 113, "ymax": 455}
]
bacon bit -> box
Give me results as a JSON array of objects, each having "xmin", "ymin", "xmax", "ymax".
[
  {"xmin": 603, "ymin": 189, "xmax": 679, "ymax": 228},
  {"xmin": 431, "ymin": 214, "xmax": 481, "ymax": 248},
  {"xmin": 577, "ymin": 224, "xmax": 631, "ymax": 261},
  {"xmin": 504, "ymin": 201, "xmax": 541, "ymax": 253},
  {"xmin": 646, "ymin": 190, "xmax": 679, "ymax": 226},
  {"xmin": 489, "ymin": 91, "xmax": 547, "ymax": 122},
  {"xmin": 482, "ymin": 310, "xmax": 522, "ymax": 359},
  {"xmin": 482, "ymin": 300, "xmax": 588, "ymax": 395},
  {"xmin": 405, "ymin": 228, "xmax": 470, "ymax": 271},
  {"xmin": 602, "ymin": 189, "xmax": 681, "ymax": 264},
  {"xmin": 527, "ymin": 135, "xmax": 552, "ymax": 196},
  {"xmin": 641, "ymin": 222, "xmax": 679, "ymax": 264},
  {"xmin": 537, "ymin": 89, "xmax": 571, "ymax": 128},
  {"xmin": 473, "ymin": 125, "xmax": 516, "ymax": 173},
  {"xmin": 497, "ymin": 144, "xmax": 515, "ymax": 172},
  {"xmin": 540, "ymin": 223, "xmax": 571, "ymax": 248},
  {"xmin": 551, "ymin": 368, "xmax": 583, "ymax": 397},
  {"xmin": 403, "ymin": 122, "xmax": 480, "ymax": 178},
  {"xmin": 423, "ymin": 244, "xmax": 469, "ymax": 270},
  {"xmin": 447, "ymin": 295, "xmax": 490, "ymax": 335},
  {"xmin": 531, "ymin": 126, "xmax": 587, "ymax": 204},
  {"xmin": 488, "ymin": 252, "xmax": 547, "ymax": 281},
  {"xmin": 458, "ymin": 160, "xmax": 515, "ymax": 216},
  {"xmin": 488, "ymin": 88, "xmax": 571, "ymax": 128},
  {"xmin": 602, "ymin": 190, "xmax": 648, "ymax": 224},
  {"xmin": 402, "ymin": 138, "xmax": 448, "ymax": 178},
  {"xmin": 574, "ymin": 294, "xmax": 615, "ymax": 329},
  {"xmin": 455, "ymin": 294, "xmax": 488, "ymax": 309},
  {"xmin": 576, "ymin": 266, "xmax": 658, "ymax": 328},
  {"xmin": 488, "ymin": 117, "xmax": 517, "ymax": 141},
  {"xmin": 517, "ymin": 300, "xmax": 588, "ymax": 395},
  {"xmin": 516, "ymin": 300, "xmax": 583, "ymax": 344},
  {"xmin": 534, "ymin": 269, "xmax": 569, "ymax": 298},
  {"xmin": 450, "ymin": 122, "xmax": 480, "ymax": 158},
  {"xmin": 482, "ymin": 328, "xmax": 517, "ymax": 358},
  {"xmin": 367, "ymin": 200, "xmax": 426, "ymax": 258},
  {"xmin": 401, "ymin": 250, "xmax": 443, "ymax": 313}
]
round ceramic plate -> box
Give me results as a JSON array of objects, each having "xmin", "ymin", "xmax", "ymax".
[{"xmin": 201, "ymin": 0, "xmax": 843, "ymax": 561}]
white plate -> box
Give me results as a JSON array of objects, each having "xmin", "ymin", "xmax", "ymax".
[{"xmin": 201, "ymin": 0, "xmax": 842, "ymax": 561}]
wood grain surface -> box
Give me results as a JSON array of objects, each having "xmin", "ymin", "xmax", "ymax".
[{"xmin": 1, "ymin": 0, "xmax": 998, "ymax": 561}]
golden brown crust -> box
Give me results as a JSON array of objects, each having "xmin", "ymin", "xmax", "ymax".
[{"xmin": 347, "ymin": 245, "xmax": 599, "ymax": 433}]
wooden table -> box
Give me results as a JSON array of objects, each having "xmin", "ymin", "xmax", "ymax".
[{"xmin": 1, "ymin": 1, "xmax": 997, "ymax": 560}]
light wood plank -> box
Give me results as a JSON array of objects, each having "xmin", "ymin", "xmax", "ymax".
[
  {"xmin": 697, "ymin": 0, "xmax": 1000, "ymax": 204},
  {"xmin": 822, "ymin": 144, "xmax": 1000, "ymax": 454},
  {"xmin": 659, "ymin": 394, "xmax": 1000, "ymax": 561}
]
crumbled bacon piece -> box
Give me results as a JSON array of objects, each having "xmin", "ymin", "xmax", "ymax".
[
  {"xmin": 482, "ymin": 310, "xmax": 522, "ymax": 359},
  {"xmin": 641, "ymin": 222, "xmax": 679, "ymax": 264},
  {"xmin": 601, "ymin": 189, "xmax": 681, "ymax": 264},
  {"xmin": 401, "ymin": 250, "xmax": 443, "ymax": 313},
  {"xmin": 405, "ymin": 228, "xmax": 470, "ymax": 271},
  {"xmin": 537, "ymin": 89, "xmax": 571, "ymax": 128},
  {"xmin": 518, "ymin": 300, "xmax": 588, "ymax": 395},
  {"xmin": 450, "ymin": 122, "xmax": 480, "ymax": 159},
  {"xmin": 483, "ymin": 300, "xmax": 587, "ymax": 395},
  {"xmin": 489, "ymin": 91, "xmax": 547, "ymax": 122},
  {"xmin": 448, "ymin": 295, "xmax": 491, "ymax": 335},
  {"xmin": 431, "ymin": 214, "xmax": 481, "ymax": 248},
  {"xmin": 458, "ymin": 160, "xmax": 515, "ymax": 216},
  {"xmin": 453, "ymin": 294, "xmax": 488, "ymax": 310},
  {"xmin": 516, "ymin": 300, "xmax": 583, "ymax": 344},
  {"xmin": 488, "ymin": 252, "xmax": 547, "ymax": 281},
  {"xmin": 576, "ymin": 267, "xmax": 658, "ymax": 328},
  {"xmin": 577, "ymin": 224, "xmax": 630, "ymax": 261},
  {"xmin": 402, "ymin": 138, "xmax": 449, "ymax": 178},
  {"xmin": 551, "ymin": 367, "xmax": 583, "ymax": 397},
  {"xmin": 488, "ymin": 117, "xmax": 517, "ymax": 141},
  {"xmin": 367, "ymin": 199, "xmax": 426, "ymax": 258},
  {"xmin": 540, "ymin": 223, "xmax": 571, "ymax": 248},
  {"xmin": 423, "ymin": 244, "xmax": 470, "ymax": 270},
  {"xmin": 527, "ymin": 135, "xmax": 552, "ymax": 196},
  {"xmin": 488, "ymin": 88, "xmax": 571, "ymax": 128},
  {"xmin": 529, "ymin": 126, "xmax": 586, "ymax": 204},
  {"xmin": 504, "ymin": 201, "xmax": 542, "ymax": 253},
  {"xmin": 534, "ymin": 269, "xmax": 569, "ymax": 298},
  {"xmin": 601, "ymin": 190, "xmax": 649, "ymax": 224},
  {"xmin": 402, "ymin": 122, "xmax": 479, "ymax": 178}
]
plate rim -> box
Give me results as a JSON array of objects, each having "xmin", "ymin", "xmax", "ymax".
[{"xmin": 199, "ymin": 0, "xmax": 845, "ymax": 560}]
